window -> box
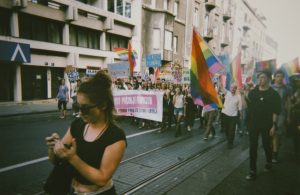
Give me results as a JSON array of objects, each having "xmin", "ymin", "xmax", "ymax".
[
  {"xmin": 173, "ymin": 36, "xmax": 178, "ymax": 53},
  {"xmin": 153, "ymin": 29, "xmax": 160, "ymax": 49},
  {"xmin": 69, "ymin": 25, "xmax": 100, "ymax": 49},
  {"xmin": 204, "ymin": 15, "xmax": 209, "ymax": 35},
  {"xmin": 108, "ymin": 0, "xmax": 131, "ymax": 18},
  {"xmin": 106, "ymin": 33, "xmax": 129, "ymax": 51},
  {"xmin": 19, "ymin": 13, "xmax": 63, "ymax": 44},
  {"xmin": 0, "ymin": 8, "xmax": 10, "ymax": 36},
  {"xmin": 164, "ymin": 30, "xmax": 172, "ymax": 51},
  {"xmin": 108, "ymin": 0, "xmax": 115, "ymax": 12},
  {"xmin": 117, "ymin": 0, "xmax": 123, "ymax": 16},
  {"xmin": 174, "ymin": 2, "xmax": 179, "ymax": 17},
  {"xmin": 125, "ymin": 1, "xmax": 131, "ymax": 18}
]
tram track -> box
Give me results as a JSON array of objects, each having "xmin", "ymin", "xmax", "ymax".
[{"xmin": 115, "ymin": 132, "xmax": 226, "ymax": 195}]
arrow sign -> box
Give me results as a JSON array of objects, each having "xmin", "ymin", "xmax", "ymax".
[{"xmin": 0, "ymin": 40, "xmax": 31, "ymax": 63}]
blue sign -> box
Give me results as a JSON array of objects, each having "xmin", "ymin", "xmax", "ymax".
[
  {"xmin": 107, "ymin": 62, "xmax": 130, "ymax": 78},
  {"xmin": 146, "ymin": 53, "xmax": 161, "ymax": 67},
  {"xmin": 0, "ymin": 40, "xmax": 31, "ymax": 63}
]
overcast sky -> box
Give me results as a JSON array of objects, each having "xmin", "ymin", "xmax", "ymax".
[{"xmin": 249, "ymin": 0, "xmax": 300, "ymax": 65}]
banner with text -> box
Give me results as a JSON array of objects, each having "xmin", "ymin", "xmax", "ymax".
[
  {"xmin": 146, "ymin": 53, "xmax": 162, "ymax": 67},
  {"xmin": 107, "ymin": 62, "xmax": 130, "ymax": 78},
  {"xmin": 86, "ymin": 66, "xmax": 100, "ymax": 77},
  {"xmin": 113, "ymin": 90, "xmax": 163, "ymax": 122}
]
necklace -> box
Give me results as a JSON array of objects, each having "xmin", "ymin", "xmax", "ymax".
[{"xmin": 83, "ymin": 122, "xmax": 108, "ymax": 141}]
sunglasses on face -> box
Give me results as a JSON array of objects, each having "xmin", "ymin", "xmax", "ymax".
[{"xmin": 78, "ymin": 104, "xmax": 98, "ymax": 113}]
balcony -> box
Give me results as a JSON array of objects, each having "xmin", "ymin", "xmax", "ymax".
[
  {"xmin": 241, "ymin": 38, "xmax": 249, "ymax": 49},
  {"xmin": 203, "ymin": 29, "xmax": 214, "ymax": 42},
  {"xmin": 243, "ymin": 23, "xmax": 251, "ymax": 31},
  {"xmin": 221, "ymin": 38, "xmax": 229, "ymax": 47},
  {"xmin": 205, "ymin": 0, "xmax": 216, "ymax": 12},
  {"xmin": 223, "ymin": 10, "xmax": 231, "ymax": 22}
]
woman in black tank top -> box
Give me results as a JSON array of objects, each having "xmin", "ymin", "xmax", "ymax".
[{"xmin": 46, "ymin": 71, "xmax": 126, "ymax": 194}]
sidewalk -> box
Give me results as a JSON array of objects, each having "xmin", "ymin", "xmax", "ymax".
[{"xmin": 0, "ymin": 99, "xmax": 68, "ymax": 117}]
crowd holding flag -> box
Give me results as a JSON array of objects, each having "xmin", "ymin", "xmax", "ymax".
[
  {"xmin": 190, "ymin": 29, "xmax": 223, "ymax": 108},
  {"xmin": 280, "ymin": 57, "xmax": 300, "ymax": 83}
]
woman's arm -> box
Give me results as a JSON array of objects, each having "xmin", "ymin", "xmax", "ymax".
[{"xmin": 67, "ymin": 140, "xmax": 126, "ymax": 186}]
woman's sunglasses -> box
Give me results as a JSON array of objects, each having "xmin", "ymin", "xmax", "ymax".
[{"xmin": 78, "ymin": 104, "xmax": 98, "ymax": 113}]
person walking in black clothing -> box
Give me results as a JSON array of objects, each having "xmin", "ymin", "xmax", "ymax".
[{"xmin": 246, "ymin": 70, "xmax": 281, "ymax": 180}]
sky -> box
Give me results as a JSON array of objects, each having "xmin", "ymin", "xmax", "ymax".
[{"xmin": 249, "ymin": 0, "xmax": 300, "ymax": 65}]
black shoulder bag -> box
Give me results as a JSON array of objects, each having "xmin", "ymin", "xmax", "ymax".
[{"xmin": 43, "ymin": 160, "xmax": 74, "ymax": 195}]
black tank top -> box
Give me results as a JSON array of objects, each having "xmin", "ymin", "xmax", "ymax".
[{"xmin": 70, "ymin": 119, "xmax": 126, "ymax": 185}]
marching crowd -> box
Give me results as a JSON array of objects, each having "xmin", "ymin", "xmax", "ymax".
[
  {"xmin": 54, "ymin": 69, "xmax": 299, "ymax": 192},
  {"xmin": 47, "ymin": 69, "xmax": 300, "ymax": 194}
]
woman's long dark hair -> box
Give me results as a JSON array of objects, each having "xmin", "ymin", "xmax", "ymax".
[{"xmin": 78, "ymin": 70, "xmax": 115, "ymax": 124}]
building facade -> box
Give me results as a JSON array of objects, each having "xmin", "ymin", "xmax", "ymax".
[
  {"xmin": 0, "ymin": 0, "xmax": 140, "ymax": 102},
  {"xmin": 0, "ymin": 0, "xmax": 278, "ymax": 102}
]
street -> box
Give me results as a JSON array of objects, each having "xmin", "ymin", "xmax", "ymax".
[{"xmin": 0, "ymin": 113, "xmax": 299, "ymax": 195}]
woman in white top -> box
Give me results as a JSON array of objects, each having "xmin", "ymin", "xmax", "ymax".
[{"xmin": 173, "ymin": 87, "xmax": 184, "ymax": 137}]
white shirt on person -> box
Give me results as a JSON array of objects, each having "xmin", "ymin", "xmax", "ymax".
[
  {"xmin": 174, "ymin": 94, "xmax": 184, "ymax": 108},
  {"xmin": 221, "ymin": 91, "xmax": 242, "ymax": 117}
]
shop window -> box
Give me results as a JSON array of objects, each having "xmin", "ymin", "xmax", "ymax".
[{"xmin": 19, "ymin": 13, "xmax": 63, "ymax": 44}]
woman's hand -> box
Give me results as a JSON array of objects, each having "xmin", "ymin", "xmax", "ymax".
[
  {"xmin": 53, "ymin": 139, "xmax": 77, "ymax": 160},
  {"xmin": 45, "ymin": 133, "xmax": 60, "ymax": 150}
]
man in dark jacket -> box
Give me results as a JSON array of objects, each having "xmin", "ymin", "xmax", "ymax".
[{"xmin": 246, "ymin": 70, "xmax": 281, "ymax": 180}]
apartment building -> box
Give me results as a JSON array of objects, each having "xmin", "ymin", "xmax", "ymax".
[
  {"xmin": 185, "ymin": 0, "xmax": 235, "ymax": 68},
  {"xmin": 140, "ymin": 0, "xmax": 187, "ymax": 77},
  {"xmin": 0, "ymin": 0, "xmax": 140, "ymax": 102},
  {"xmin": 231, "ymin": 0, "xmax": 277, "ymax": 74}
]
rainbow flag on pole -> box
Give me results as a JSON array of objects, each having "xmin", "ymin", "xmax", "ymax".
[
  {"xmin": 190, "ymin": 29, "xmax": 223, "ymax": 107},
  {"xmin": 252, "ymin": 59, "xmax": 276, "ymax": 84},
  {"xmin": 280, "ymin": 57, "xmax": 300, "ymax": 83},
  {"xmin": 255, "ymin": 59, "xmax": 277, "ymax": 73},
  {"xmin": 113, "ymin": 42, "xmax": 137, "ymax": 76},
  {"xmin": 229, "ymin": 52, "xmax": 242, "ymax": 89}
]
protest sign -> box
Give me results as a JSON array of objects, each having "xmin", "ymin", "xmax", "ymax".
[{"xmin": 113, "ymin": 90, "xmax": 163, "ymax": 122}]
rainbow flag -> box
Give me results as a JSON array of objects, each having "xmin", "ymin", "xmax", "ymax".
[
  {"xmin": 280, "ymin": 57, "xmax": 300, "ymax": 83},
  {"xmin": 229, "ymin": 52, "xmax": 242, "ymax": 89},
  {"xmin": 255, "ymin": 59, "xmax": 276, "ymax": 73},
  {"xmin": 245, "ymin": 59, "xmax": 255, "ymax": 83},
  {"xmin": 113, "ymin": 46, "xmax": 138, "ymax": 61},
  {"xmin": 252, "ymin": 59, "xmax": 276, "ymax": 84},
  {"xmin": 128, "ymin": 42, "xmax": 135, "ymax": 76},
  {"xmin": 190, "ymin": 29, "xmax": 222, "ymax": 107},
  {"xmin": 113, "ymin": 42, "xmax": 137, "ymax": 76}
]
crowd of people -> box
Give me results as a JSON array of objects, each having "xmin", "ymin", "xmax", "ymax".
[{"xmin": 46, "ymin": 69, "xmax": 300, "ymax": 194}]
